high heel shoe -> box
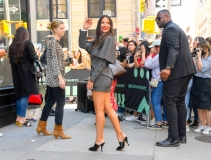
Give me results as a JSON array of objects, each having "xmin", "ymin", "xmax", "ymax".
[
  {"xmin": 116, "ymin": 137, "xmax": 129, "ymax": 151},
  {"xmin": 118, "ymin": 116, "xmax": 123, "ymax": 122},
  {"xmin": 89, "ymin": 142, "xmax": 105, "ymax": 152}
]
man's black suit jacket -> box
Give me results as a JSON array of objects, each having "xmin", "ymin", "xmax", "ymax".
[{"xmin": 159, "ymin": 21, "xmax": 196, "ymax": 80}]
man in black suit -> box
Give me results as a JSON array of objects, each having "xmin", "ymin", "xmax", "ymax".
[{"xmin": 155, "ymin": 9, "xmax": 196, "ymax": 147}]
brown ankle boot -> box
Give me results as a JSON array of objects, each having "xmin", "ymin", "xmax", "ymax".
[
  {"xmin": 36, "ymin": 120, "xmax": 53, "ymax": 136},
  {"xmin": 53, "ymin": 124, "xmax": 71, "ymax": 139}
]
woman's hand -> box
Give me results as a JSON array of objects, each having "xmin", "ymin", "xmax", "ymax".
[
  {"xmin": 59, "ymin": 77, "xmax": 66, "ymax": 89},
  {"xmin": 83, "ymin": 18, "xmax": 93, "ymax": 30},
  {"xmin": 86, "ymin": 80, "xmax": 93, "ymax": 90},
  {"xmin": 127, "ymin": 63, "xmax": 134, "ymax": 68},
  {"xmin": 196, "ymin": 48, "xmax": 202, "ymax": 57},
  {"xmin": 134, "ymin": 51, "xmax": 141, "ymax": 58}
]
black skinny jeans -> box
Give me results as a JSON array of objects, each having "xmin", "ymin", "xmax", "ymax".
[{"xmin": 40, "ymin": 86, "xmax": 65, "ymax": 125}]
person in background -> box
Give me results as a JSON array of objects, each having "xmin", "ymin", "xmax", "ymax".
[
  {"xmin": 9, "ymin": 27, "xmax": 38, "ymax": 127},
  {"xmin": 145, "ymin": 39, "xmax": 168, "ymax": 129},
  {"xmin": 40, "ymin": 35, "xmax": 55, "ymax": 116},
  {"xmin": 188, "ymin": 36, "xmax": 204, "ymax": 128},
  {"xmin": 155, "ymin": 9, "xmax": 196, "ymax": 147},
  {"xmin": 63, "ymin": 48, "xmax": 68, "ymax": 66},
  {"xmin": 205, "ymin": 37, "xmax": 211, "ymax": 46},
  {"xmin": 123, "ymin": 37, "xmax": 129, "ymax": 47},
  {"xmin": 190, "ymin": 40, "xmax": 211, "ymax": 135},
  {"xmin": 36, "ymin": 20, "xmax": 71, "ymax": 139},
  {"xmin": 79, "ymin": 16, "xmax": 128, "ymax": 151},
  {"xmin": 125, "ymin": 40, "xmax": 150, "ymax": 124},
  {"xmin": 0, "ymin": 46, "xmax": 6, "ymax": 136},
  {"xmin": 71, "ymin": 49, "xmax": 84, "ymax": 69}
]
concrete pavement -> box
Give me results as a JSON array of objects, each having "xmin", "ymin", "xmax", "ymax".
[{"xmin": 0, "ymin": 104, "xmax": 210, "ymax": 160}]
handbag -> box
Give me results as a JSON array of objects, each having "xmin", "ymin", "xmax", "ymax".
[
  {"xmin": 31, "ymin": 59, "xmax": 46, "ymax": 77},
  {"xmin": 87, "ymin": 89, "xmax": 93, "ymax": 101},
  {"xmin": 28, "ymin": 93, "xmax": 43, "ymax": 105},
  {"xmin": 150, "ymin": 79, "xmax": 159, "ymax": 87},
  {"xmin": 109, "ymin": 63, "xmax": 127, "ymax": 79}
]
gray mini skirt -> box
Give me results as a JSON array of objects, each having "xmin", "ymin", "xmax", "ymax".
[{"xmin": 93, "ymin": 74, "xmax": 112, "ymax": 93}]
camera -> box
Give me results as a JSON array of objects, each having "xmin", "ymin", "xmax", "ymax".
[
  {"xmin": 191, "ymin": 48, "xmax": 199, "ymax": 57},
  {"xmin": 125, "ymin": 50, "xmax": 132, "ymax": 63}
]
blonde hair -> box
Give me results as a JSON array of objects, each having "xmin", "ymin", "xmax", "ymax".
[{"xmin": 47, "ymin": 20, "xmax": 64, "ymax": 32}]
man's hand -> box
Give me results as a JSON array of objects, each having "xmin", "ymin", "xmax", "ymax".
[{"xmin": 160, "ymin": 69, "xmax": 171, "ymax": 81}]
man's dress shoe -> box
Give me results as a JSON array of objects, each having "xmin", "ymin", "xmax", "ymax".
[
  {"xmin": 156, "ymin": 138, "xmax": 181, "ymax": 147},
  {"xmin": 179, "ymin": 136, "xmax": 187, "ymax": 143}
]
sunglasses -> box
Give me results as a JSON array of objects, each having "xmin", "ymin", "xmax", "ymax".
[{"xmin": 155, "ymin": 16, "xmax": 163, "ymax": 21}]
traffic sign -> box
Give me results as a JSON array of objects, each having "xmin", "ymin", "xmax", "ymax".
[
  {"xmin": 156, "ymin": 0, "xmax": 166, "ymax": 8},
  {"xmin": 171, "ymin": 0, "xmax": 181, "ymax": 6},
  {"xmin": 0, "ymin": 5, "xmax": 19, "ymax": 14}
]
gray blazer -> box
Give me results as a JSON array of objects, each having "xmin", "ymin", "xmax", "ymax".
[
  {"xmin": 78, "ymin": 30, "xmax": 116, "ymax": 82},
  {"xmin": 159, "ymin": 21, "xmax": 196, "ymax": 80}
]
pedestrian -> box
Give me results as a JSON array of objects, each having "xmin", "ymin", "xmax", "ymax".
[
  {"xmin": 79, "ymin": 16, "xmax": 128, "ymax": 151},
  {"xmin": 155, "ymin": 9, "xmax": 196, "ymax": 147},
  {"xmin": 0, "ymin": 46, "xmax": 6, "ymax": 136},
  {"xmin": 40, "ymin": 35, "xmax": 56, "ymax": 116},
  {"xmin": 145, "ymin": 39, "xmax": 168, "ymax": 130},
  {"xmin": 36, "ymin": 20, "xmax": 71, "ymax": 139},
  {"xmin": 190, "ymin": 40, "xmax": 211, "ymax": 135},
  {"xmin": 8, "ymin": 27, "xmax": 38, "ymax": 127}
]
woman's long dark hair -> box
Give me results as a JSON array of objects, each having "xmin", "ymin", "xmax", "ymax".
[
  {"xmin": 140, "ymin": 41, "xmax": 150, "ymax": 57},
  {"xmin": 77, "ymin": 49, "xmax": 82, "ymax": 64},
  {"xmin": 9, "ymin": 27, "xmax": 29, "ymax": 64},
  {"xmin": 92, "ymin": 15, "xmax": 114, "ymax": 49}
]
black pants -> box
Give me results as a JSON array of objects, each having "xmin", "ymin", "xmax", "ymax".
[
  {"xmin": 163, "ymin": 74, "xmax": 193, "ymax": 139},
  {"xmin": 40, "ymin": 86, "xmax": 65, "ymax": 125}
]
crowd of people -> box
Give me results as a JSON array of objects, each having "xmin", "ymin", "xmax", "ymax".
[{"xmin": 0, "ymin": 9, "xmax": 211, "ymax": 152}]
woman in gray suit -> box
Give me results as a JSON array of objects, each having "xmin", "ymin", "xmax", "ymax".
[{"xmin": 79, "ymin": 16, "xmax": 128, "ymax": 152}]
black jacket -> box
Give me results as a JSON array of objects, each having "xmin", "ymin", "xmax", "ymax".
[
  {"xmin": 9, "ymin": 40, "xmax": 38, "ymax": 98},
  {"xmin": 159, "ymin": 21, "xmax": 196, "ymax": 80}
]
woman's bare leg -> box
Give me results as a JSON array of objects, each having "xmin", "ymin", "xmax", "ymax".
[
  {"xmin": 104, "ymin": 93, "xmax": 126, "ymax": 142},
  {"xmin": 205, "ymin": 110, "xmax": 211, "ymax": 127},
  {"xmin": 92, "ymin": 91, "xmax": 106, "ymax": 144},
  {"xmin": 197, "ymin": 109, "xmax": 206, "ymax": 126}
]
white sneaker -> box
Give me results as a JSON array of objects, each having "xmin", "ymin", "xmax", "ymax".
[
  {"xmin": 123, "ymin": 113, "xmax": 131, "ymax": 119},
  {"xmin": 202, "ymin": 126, "xmax": 211, "ymax": 135},
  {"xmin": 186, "ymin": 125, "xmax": 190, "ymax": 132},
  {"xmin": 0, "ymin": 133, "xmax": 3, "ymax": 137},
  {"xmin": 150, "ymin": 121, "xmax": 156, "ymax": 126},
  {"xmin": 125, "ymin": 115, "xmax": 138, "ymax": 121},
  {"xmin": 194, "ymin": 125, "xmax": 205, "ymax": 133}
]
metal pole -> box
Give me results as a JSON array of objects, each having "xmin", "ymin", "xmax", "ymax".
[
  {"xmin": 67, "ymin": 0, "xmax": 71, "ymax": 50},
  {"xmin": 49, "ymin": 0, "xmax": 53, "ymax": 22},
  {"xmin": 3, "ymin": 0, "xmax": 12, "ymax": 45}
]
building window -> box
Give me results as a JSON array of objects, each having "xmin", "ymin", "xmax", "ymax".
[
  {"xmin": 53, "ymin": 0, "xmax": 67, "ymax": 19},
  {"xmin": 88, "ymin": 0, "xmax": 116, "ymax": 18},
  {"xmin": 36, "ymin": 0, "xmax": 67, "ymax": 19},
  {"xmin": 36, "ymin": 0, "xmax": 50, "ymax": 19}
]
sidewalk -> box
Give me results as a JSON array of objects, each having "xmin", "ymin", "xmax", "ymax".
[{"xmin": 0, "ymin": 104, "xmax": 210, "ymax": 160}]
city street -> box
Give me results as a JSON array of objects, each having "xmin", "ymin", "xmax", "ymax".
[{"xmin": 0, "ymin": 104, "xmax": 210, "ymax": 160}]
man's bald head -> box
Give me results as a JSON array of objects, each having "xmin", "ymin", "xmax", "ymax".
[
  {"xmin": 156, "ymin": 9, "xmax": 172, "ymax": 28},
  {"xmin": 158, "ymin": 9, "xmax": 171, "ymax": 17}
]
